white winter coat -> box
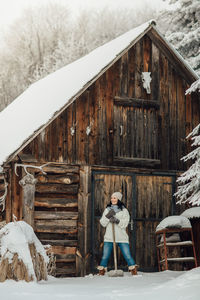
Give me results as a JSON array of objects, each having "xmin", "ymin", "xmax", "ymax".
[{"xmin": 100, "ymin": 207, "xmax": 130, "ymax": 243}]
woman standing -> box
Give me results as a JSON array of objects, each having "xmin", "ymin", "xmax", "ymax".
[{"xmin": 97, "ymin": 192, "xmax": 137, "ymax": 276}]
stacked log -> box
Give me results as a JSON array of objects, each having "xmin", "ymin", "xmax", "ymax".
[{"xmin": 0, "ymin": 221, "xmax": 49, "ymax": 282}]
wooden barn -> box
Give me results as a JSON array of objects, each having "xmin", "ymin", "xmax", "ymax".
[{"xmin": 0, "ymin": 20, "xmax": 199, "ymax": 276}]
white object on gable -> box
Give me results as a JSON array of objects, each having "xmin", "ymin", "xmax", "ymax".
[{"xmin": 141, "ymin": 72, "xmax": 152, "ymax": 94}]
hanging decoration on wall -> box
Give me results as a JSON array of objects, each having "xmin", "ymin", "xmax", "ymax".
[
  {"xmin": 70, "ymin": 122, "xmax": 77, "ymax": 136},
  {"xmin": 0, "ymin": 176, "xmax": 8, "ymax": 212},
  {"xmin": 86, "ymin": 120, "xmax": 94, "ymax": 136},
  {"xmin": 15, "ymin": 163, "xmax": 47, "ymax": 177},
  {"xmin": 141, "ymin": 72, "xmax": 152, "ymax": 94}
]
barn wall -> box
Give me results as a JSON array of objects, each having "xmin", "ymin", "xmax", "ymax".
[{"xmin": 21, "ymin": 33, "xmax": 200, "ymax": 171}]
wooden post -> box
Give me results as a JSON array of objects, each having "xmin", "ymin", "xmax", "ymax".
[
  {"xmin": 77, "ymin": 166, "xmax": 91, "ymax": 276},
  {"xmin": 19, "ymin": 174, "xmax": 37, "ymax": 229},
  {"xmin": 163, "ymin": 232, "xmax": 168, "ymax": 270}
]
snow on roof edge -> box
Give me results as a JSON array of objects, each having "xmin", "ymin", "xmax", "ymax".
[{"xmin": 185, "ymin": 78, "xmax": 200, "ymax": 95}]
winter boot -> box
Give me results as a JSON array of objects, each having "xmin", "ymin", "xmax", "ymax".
[
  {"xmin": 97, "ymin": 266, "xmax": 107, "ymax": 276},
  {"xmin": 128, "ymin": 265, "xmax": 138, "ymax": 275}
]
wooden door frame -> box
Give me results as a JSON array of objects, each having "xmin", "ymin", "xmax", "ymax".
[{"xmin": 91, "ymin": 169, "xmax": 177, "ymax": 272}]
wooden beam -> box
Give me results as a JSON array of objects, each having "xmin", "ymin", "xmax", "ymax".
[
  {"xmin": 114, "ymin": 97, "xmax": 160, "ymax": 109},
  {"xmin": 114, "ymin": 156, "xmax": 161, "ymax": 167},
  {"xmin": 34, "ymin": 211, "xmax": 78, "ymax": 220}
]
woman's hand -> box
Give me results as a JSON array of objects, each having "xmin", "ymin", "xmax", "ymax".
[
  {"xmin": 105, "ymin": 209, "xmax": 116, "ymax": 219},
  {"xmin": 109, "ymin": 216, "xmax": 120, "ymax": 224}
]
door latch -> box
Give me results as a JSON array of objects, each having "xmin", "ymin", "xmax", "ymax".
[
  {"xmin": 130, "ymin": 219, "xmax": 134, "ymax": 231},
  {"xmin": 120, "ymin": 125, "xmax": 123, "ymax": 136}
]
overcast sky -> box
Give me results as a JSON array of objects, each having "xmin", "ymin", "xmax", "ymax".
[{"xmin": 0, "ymin": 0, "xmax": 167, "ymax": 29}]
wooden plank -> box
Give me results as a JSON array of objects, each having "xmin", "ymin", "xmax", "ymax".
[
  {"xmin": 66, "ymin": 104, "xmax": 73, "ymax": 163},
  {"xmin": 135, "ymin": 40, "xmax": 143, "ymax": 98},
  {"xmin": 128, "ymin": 45, "xmax": 135, "ymax": 98},
  {"xmin": 34, "ymin": 197, "xmax": 78, "ymax": 208},
  {"xmin": 47, "ymin": 245, "xmax": 76, "ymax": 255},
  {"xmin": 36, "ymin": 174, "xmax": 79, "ymax": 184},
  {"xmin": 105, "ymin": 66, "xmax": 114, "ymax": 165},
  {"xmin": 143, "ymin": 35, "xmax": 152, "ymax": 100},
  {"xmin": 88, "ymin": 85, "xmax": 97, "ymax": 165},
  {"xmin": 35, "ymin": 219, "xmax": 77, "ymax": 227},
  {"xmin": 98, "ymin": 72, "xmax": 107, "ymax": 164},
  {"xmin": 114, "ymin": 97, "xmax": 160, "ymax": 109},
  {"xmin": 120, "ymin": 52, "xmax": 128, "ymax": 96},
  {"xmin": 42, "ymin": 165, "xmax": 79, "ymax": 174},
  {"xmin": 151, "ymin": 42, "xmax": 160, "ymax": 101},
  {"xmin": 35, "ymin": 221, "xmax": 77, "ymax": 234},
  {"xmin": 34, "ymin": 211, "xmax": 78, "ymax": 220},
  {"xmin": 114, "ymin": 157, "xmax": 160, "ymax": 167},
  {"xmin": 41, "ymin": 239, "xmax": 78, "ymax": 247},
  {"xmin": 76, "ymin": 94, "xmax": 86, "ymax": 164},
  {"xmin": 35, "ymin": 183, "xmax": 79, "ymax": 194},
  {"xmin": 55, "ymin": 254, "xmax": 76, "ymax": 263}
]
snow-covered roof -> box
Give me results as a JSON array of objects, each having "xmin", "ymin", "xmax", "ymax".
[
  {"xmin": 156, "ymin": 216, "xmax": 191, "ymax": 232},
  {"xmin": 0, "ymin": 20, "xmax": 198, "ymax": 168},
  {"xmin": 181, "ymin": 207, "xmax": 200, "ymax": 219}
]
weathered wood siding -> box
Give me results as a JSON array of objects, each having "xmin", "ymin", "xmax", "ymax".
[{"xmin": 21, "ymin": 32, "xmax": 199, "ymax": 171}]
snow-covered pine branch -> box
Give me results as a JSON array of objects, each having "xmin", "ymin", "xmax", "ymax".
[{"xmin": 175, "ymin": 123, "xmax": 200, "ymax": 206}]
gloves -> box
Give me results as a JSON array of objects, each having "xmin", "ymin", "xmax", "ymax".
[
  {"xmin": 105, "ymin": 209, "xmax": 116, "ymax": 219},
  {"xmin": 110, "ymin": 216, "xmax": 120, "ymax": 224}
]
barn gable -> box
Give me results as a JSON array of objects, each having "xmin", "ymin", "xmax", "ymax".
[{"xmin": 18, "ymin": 25, "xmax": 200, "ymax": 171}]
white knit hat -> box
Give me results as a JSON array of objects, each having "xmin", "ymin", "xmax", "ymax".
[{"xmin": 111, "ymin": 192, "xmax": 122, "ymax": 201}]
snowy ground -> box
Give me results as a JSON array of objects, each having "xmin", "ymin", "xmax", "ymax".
[{"xmin": 1, "ymin": 268, "xmax": 200, "ymax": 300}]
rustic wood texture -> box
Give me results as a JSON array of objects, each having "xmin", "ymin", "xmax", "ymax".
[{"xmin": 34, "ymin": 164, "xmax": 79, "ymax": 277}]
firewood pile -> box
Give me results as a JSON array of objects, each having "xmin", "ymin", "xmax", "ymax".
[{"xmin": 0, "ymin": 221, "xmax": 49, "ymax": 282}]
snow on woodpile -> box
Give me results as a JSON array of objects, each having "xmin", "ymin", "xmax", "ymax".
[
  {"xmin": 156, "ymin": 216, "xmax": 191, "ymax": 232},
  {"xmin": 181, "ymin": 207, "xmax": 200, "ymax": 219},
  {"xmin": 0, "ymin": 221, "xmax": 49, "ymax": 282}
]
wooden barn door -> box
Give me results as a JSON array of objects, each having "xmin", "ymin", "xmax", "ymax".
[
  {"xmin": 92, "ymin": 171, "xmax": 176, "ymax": 272},
  {"xmin": 92, "ymin": 172, "xmax": 135, "ymax": 272},
  {"xmin": 34, "ymin": 164, "xmax": 79, "ymax": 277},
  {"xmin": 135, "ymin": 175, "xmax": 176, "ymax": 271},
  {"xmin": 113, "ymin": 98, "xmax": 160, "ymax": 166}
]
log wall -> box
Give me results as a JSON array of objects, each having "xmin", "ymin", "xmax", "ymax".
[{"xmin": 34, "ymin": 164, "xmax": 79, "ymax": 277}]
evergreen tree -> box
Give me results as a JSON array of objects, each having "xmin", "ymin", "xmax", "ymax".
[
  {"xmin": 158, "ymin": 0, "xmax": 200, "ymax": 76},
  {"xmin": 175, "ymin": 82, "xmax": 200, "ymax": 206}
]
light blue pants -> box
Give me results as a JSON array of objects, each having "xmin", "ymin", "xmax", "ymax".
[{"xmin": 100, "ymin": 241, "xmax": 136, "ymax": 267}]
